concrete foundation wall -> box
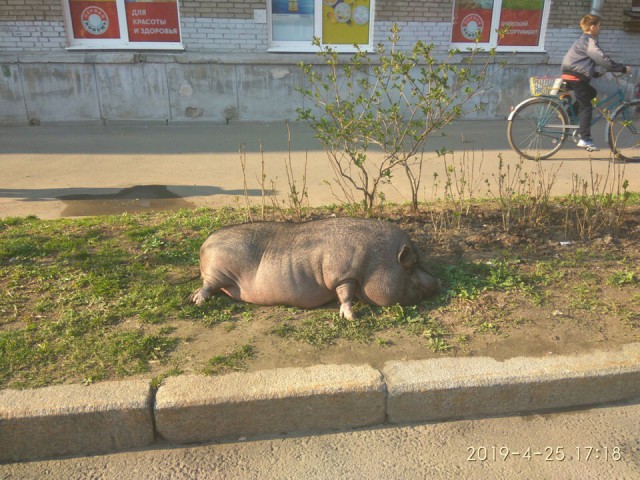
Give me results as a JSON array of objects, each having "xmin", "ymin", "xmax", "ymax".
[{"xmin": 0, "ymin": 51, "xmax": 586, "ymax": 126}]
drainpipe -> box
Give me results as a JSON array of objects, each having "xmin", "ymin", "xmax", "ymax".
[{"xmin": 591, "ymin": 0, "xmax": 605, "ymax": 15}]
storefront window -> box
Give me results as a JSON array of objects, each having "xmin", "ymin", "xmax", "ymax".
[
  {"xmin": 63, "ymin": 0, "xmax": 183, "ymax": 49},
  {"xmin": 451, "ymin": 0, "xmax": 549, "ymax": 51},
  {"xmin": 271, "ymin": 0, "xmax": 315, "ymax": 42},
  {"xmin": 269, "ymin": 0, "xmax": 374, "ymax": 52}
]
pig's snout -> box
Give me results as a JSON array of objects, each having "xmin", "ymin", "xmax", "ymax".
[{"xmin": 407, "ymin": 269, "xmax": 441, "ymax": 304}]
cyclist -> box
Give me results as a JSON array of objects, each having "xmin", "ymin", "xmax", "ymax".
[{"xmin": 561, "ymin": 14, "xmax": 630, "ymax": 152}]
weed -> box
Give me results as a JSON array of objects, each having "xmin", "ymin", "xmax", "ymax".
[
  {"xmin": 485, "ymin": 156, "xmax": 559, "ymax": 232},
  {"xmin": 477, "ymin": 322, "xmax": 500, "ymax": 335},
  {"xmin": 204, "ymin": 344, "xmax": 256, "ymax": 375},
  {"xmin": 151, "ymin": 366, "xmax": 183, "ymax": 389},
  {"xmin": 607, "ymin": 270, "xmax": 637, "ymax": 287},
  {"xmin": 428, "ymin": 337, "xmax": 453, "ymax": 352},
  {"xmin": 375, "ymin": 338, "xmax": 392, "ymax": 347},
  {"xmin": 271, "ymin": 323, "xmax": 297, "ymax": 338},
  {"xmin": 562, "ymin": 159, "xmax": 630, "ymax": 240},
  {"xmin": 195, "ymin": 295, "xmax": 253, "ymax": 327},
  {"xmin": 569, "ymin": 283, "xmax": 603, "ymax": 311},
  {"xmin": 436, "ymin": 258, "xmax": 526, "ymax": 301}
]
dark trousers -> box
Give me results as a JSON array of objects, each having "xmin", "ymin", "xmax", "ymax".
[{"xmin": 567, "ymin": 80, "xmax": 597, "ymax": 141}]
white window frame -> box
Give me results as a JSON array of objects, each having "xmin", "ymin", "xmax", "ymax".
[
  {"xmin": 267, "ymin": 0, "xmax": 375, "ymax": 53},
  {"xmin": 450, "ymin": 0, "xmax": 551, "ymax": 53},
  {"xmin": 62, "ymin": 0, "xmax": 184, "ymax": 50}
]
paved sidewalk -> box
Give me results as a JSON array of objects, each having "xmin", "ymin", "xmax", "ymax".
[{"xmin": 1, "ymin": 120, "xmax": 638, "ymax": 219}]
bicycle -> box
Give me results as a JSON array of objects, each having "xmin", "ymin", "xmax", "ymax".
[{"xmin": 507, "ymin": 71, "xmax": 640, "ymax": 162}]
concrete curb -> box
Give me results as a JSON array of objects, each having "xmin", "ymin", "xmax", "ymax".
[
  {"xmin": 154, "ymin": 364, "xmax": 386, "ymax": 444},
  {"xmin": 1, "ymin": 344, "xmax": 640, "ymax": 463},
  {"xmin": 383, "ymin": 343, "xmax": 640, "ymax": 424},
  {"xmin": 0, "ymin": 380, "xmax": 154, "ymax": 462}
]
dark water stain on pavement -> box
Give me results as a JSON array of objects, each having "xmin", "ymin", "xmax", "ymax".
[{"xmin": 58, "ymin": 185, "xmax": 195, "ymax": 217}]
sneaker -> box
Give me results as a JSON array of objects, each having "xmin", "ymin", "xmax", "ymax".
[{"xmin": 577, "ymin": 139, "xmax": 600, "ymax": 151}]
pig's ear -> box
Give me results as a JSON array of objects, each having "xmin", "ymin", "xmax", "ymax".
[{"xmin": 398, "ymin": 244, "xmax": 417, "ymax": 268}]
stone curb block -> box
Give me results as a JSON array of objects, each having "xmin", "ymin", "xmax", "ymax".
[
  {"xmin": 383, "ymin": 343, "xmax": 640, "ymax": 424},
  {"xmin": 0, "ymin": 380, "xmax": 154, "ymax": 463},
  {"xmin": 154, "ymin": 364, "xmax": 386, "ymax": 444},
  {"xmin": 2, "ymin": 345, "xmax": 640, "ymax": 462}
]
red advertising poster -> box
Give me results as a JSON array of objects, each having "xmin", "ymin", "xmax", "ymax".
[
  {"xmin": 498, "ymin": 8, "xmax": 542, "ymax": 46},
  {"xmin": 69, "ymin": 0, "xmax": 121, "ymax": 39},
  {"xmin": 126, "ymin": 0, "xmax": 180, "ymax": 43},
  {"xmin": 452, "ymin": 8, "xmax": 493, "ymax": 43}
]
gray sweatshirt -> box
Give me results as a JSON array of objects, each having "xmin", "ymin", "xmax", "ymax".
[{"xmin": 561, "ymin": 33, "xmax": 626, "ymax": 83}]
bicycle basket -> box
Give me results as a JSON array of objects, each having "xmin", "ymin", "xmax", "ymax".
[{"xmin": 530, "ymin": 76, "xmax": 563, "ymax": 96}]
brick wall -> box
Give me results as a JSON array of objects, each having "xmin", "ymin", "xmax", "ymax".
[
  {"xmin": 0, "ymin": 0, "xmax": 637, "ymax": 58},
  {"xmin": 180, "ymin": 0, "xmax": 264, "ymax": 19},
  {"xmin": 0, "ymin": 21, "xmax": 66, "ymax": 51},
  {"xmin": 375, "ymin": 21, "xmax": 452, "ymax": 50},
  {"xmin": 0, "ymin": 0, "xmax": 62, "ymax": 22},
  {"xmin": 376, "ymin": 0, "xmax": 452, "ymax": 23},
  {"xmin": 547, "ymin": 0, "xmax": 630, "ymax": 30},
  {"xmin": 181, "ymin": 17, "xmax": 267, "ymax": 51}
]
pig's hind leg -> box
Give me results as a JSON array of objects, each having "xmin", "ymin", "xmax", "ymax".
[
  {"xmin": 190, "ymin": 285, "xmax": 215, "ymax": 306},
  {"xmin": 336, "ymin": 280, "xmax": 358, "ymax": 320},
  {"xmin": 190, "ymin": 271, "xmax": 232, "ymax": 306}
]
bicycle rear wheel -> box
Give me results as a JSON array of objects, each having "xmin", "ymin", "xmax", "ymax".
[
  {"xmin": 507, "ymin": 98, "xmax": 568, "ymax": 160},
  {"xmin": 608, "ymin": 99, "xmax": 640, "ymax": 162}
]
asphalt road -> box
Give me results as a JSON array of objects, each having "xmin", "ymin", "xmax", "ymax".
[{"xmin": 2, "ymin": 401, "xmax": 639, "ymax": 479}]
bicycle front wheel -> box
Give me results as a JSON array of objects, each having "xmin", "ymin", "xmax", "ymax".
[
  {"xmin": 507, "ymin": 98, "xmax": 568, "ymax": 160},
  {"xmin": 609, "ymin": 99, "xmax": 640, "ymax": 162}
]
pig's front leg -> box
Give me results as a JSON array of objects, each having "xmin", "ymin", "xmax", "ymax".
[{"xmin": 336, "ymin": 280, "xmax": 358, "ymax": 320}]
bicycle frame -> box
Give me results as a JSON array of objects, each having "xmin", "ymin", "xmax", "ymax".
[{"xmin": 566, "ymin": 87, "xmax": 626, "ymax": 133}]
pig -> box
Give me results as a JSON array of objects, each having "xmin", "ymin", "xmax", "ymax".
[{"xmin": 190, "ymin": 217, "xmax": 440, "ymax": 319}]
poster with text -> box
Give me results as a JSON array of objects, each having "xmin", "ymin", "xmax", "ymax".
[
  {"xmin": 126, "ymin": 0, "xmax": 181, "ymax": 43},
  {"xmin": 497, "ymin": 0, "xmax": 543, "ymax": 46},
  {"xmin": 322, "ymin": 0, "xmax": 370, "ymax": 45},
  {"xmin": 451, "ymin": 1, "xmax": 494, "ymax": 43},
  {"xmin": 70, "ymin": 0, "xmax": 121, "ymax": 39}
]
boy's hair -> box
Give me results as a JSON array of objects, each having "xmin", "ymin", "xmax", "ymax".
[{"xmin": 580, "ymin": 14, "xmax": 602, "ymax": 32}]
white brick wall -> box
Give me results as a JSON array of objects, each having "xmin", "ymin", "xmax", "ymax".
[
  {"xmin": 0, "ymin": 17, "xmax": 636, "ymax": 63},
  {"xmin": 0, "ymin": 21, "xmax": 66, "ymax": 51},
  {"xmin": 374, "ymin": 21, "xmax": 452, "ymax": 52},
  {"xmin": 180, "ymin": 17, "xmax": 267, "ymax": 52}
]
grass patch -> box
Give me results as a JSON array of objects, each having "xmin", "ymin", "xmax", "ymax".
[
  {"xmin": 0, "ymin": 318, "xmax": 178, "ymax": 388},
  {"xmin": 271, "ymin": 304, "xmax": 453, "ymax": 352},
  {"xmin": 0, "ymin": 208, "xmax": 245, "ymax": 388},
  {"xmin": 203, "ymin": 344, "xmax": 256, "ymax": 375},
  {"xmin": 1, "ymin": 201, "xmax": 639, "ymax": 389}
]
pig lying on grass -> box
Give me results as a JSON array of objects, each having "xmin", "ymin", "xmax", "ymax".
[{"xmin": 190, "ymin": 217, "xmax": 440, "ymax": 319}]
